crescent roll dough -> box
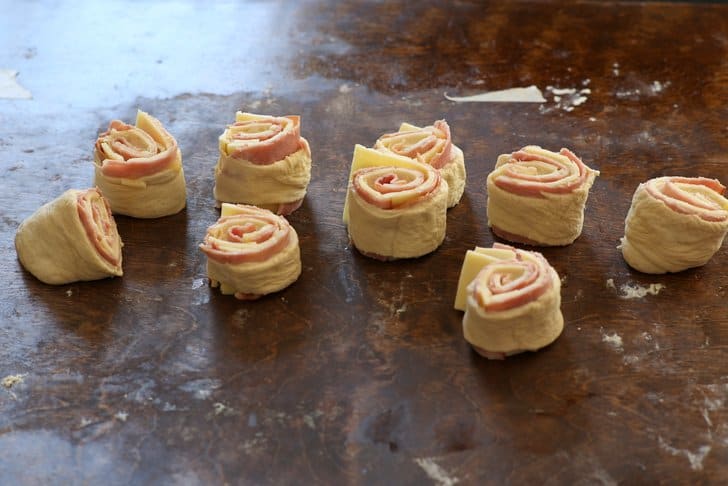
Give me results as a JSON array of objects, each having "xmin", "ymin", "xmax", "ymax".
[
  {"xmin": 344, "ymin": 145, "xmax": 448, "ymax": 260},
  {"xmin": 621, "ymin": 176, "xmax": 728, "ymax": 273},
  {"xmin": 454, "ymin": 244, "xmax": 563, "ymax": 359},
  {"xmin": 487, "ymin": 146, "xmax": 599, "ymax": 246},
  {"xmin": 374, "ymin": 120, "xmax": 466, "ymax": 208},
  {"xmin": 199, "ymin": 203, "xmax": 301, "ymax": 299},
  {"xmin": 15, "ymin": 188, "xmax": 123, "ymax": 284},
  {"xmin": 93, "ymin": 110, "xmax": 186, "ymax": 218},
  {"xmin": 213, "ymin": 112, "xmax": 312, "ymax": 216}
]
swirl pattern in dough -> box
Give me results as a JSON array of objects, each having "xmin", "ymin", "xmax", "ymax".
[
  {"xmin": 374, "ymin": 120, "xmax": 465, "ymax": 208},
  {"xmin": 486, "ymin": 146, "xmax": 599, "ymax": 246},
  {"xmin": 456, "ymin": 243, "xmax": 563, "ymax": 359},
  {"xmin": 213, "ymin": 112, "xmax": 312, "ymax": 215},
  {"xmin": 621, "ymin": 176, "xmax": 728, "ymax": 273},
  {"xmin": 15, "ymin": 188, "xmax": 123, "ymax": 284},
  {"xmin": 94, "ymin": 110, "xmax": 186, "ymax": 218},
  {"xmin": 346, "ymin": 151, "xmax": 448, "ymax": 260},
  {"xmin": 199, "ymin": 203, "xmax": 301, "ymax": 299}
]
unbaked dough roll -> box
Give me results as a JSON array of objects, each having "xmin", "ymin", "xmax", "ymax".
[
  {"xmin": 455, "ymin": 243, "xmax": 563, "ymax": 359},
  {"xmin": 213, "ymin": 112, "xmax": 312, "ymax": 215},
  {"xmin": 93, "ymin": 110, "xmax": 186, "ymax": 218},
  {"xmin": 15, "ymin": 188, "xmax": 123, "ymax": 284},
  {"xmin": 346, "ymin": 160, "xmax": 448, "ymax": 260},
  {"xmin": 621, "ymin": 176, "xmax": 728, "ymax": 273},
  {"xmin": 486, "ymin": 146, "xmax": 599, "ymax": 246},
  {"xmin": 199, "ymin": 203, "xmax": 301, "ymax": 299},
  {"xmin": 374, "ymin": 120, "xmax": 465, "ymax": 208}
]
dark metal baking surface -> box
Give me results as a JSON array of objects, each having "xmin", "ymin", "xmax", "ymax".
[{"xmin": 1, "ymin": 0, "xmax": 727, "ymax": 483}]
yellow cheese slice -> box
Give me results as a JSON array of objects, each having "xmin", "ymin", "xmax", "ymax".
[
  {"xmin": 223, "ymin": 113, "xmax": 257, "ymax": 156},
  {"xmin": 219, "ymin": 282, "xmax": 236, "ymax": 295},
  {"xmin": 453, "ymin": 247, "xmax": 517, "ymax": 311},
  {"xmin": 342, "ymin": 144, "xmax": 429, "ymax": 223},
  {"xmin": 235, "ymin": 112, "xmax": 268, "ymax": 123},
  {"xmin": 220, "ymin": 202, "xmax": 242, "ymax": 217},
  {"xmin": 398, "ymin": 122, "xmax": 421, "ymax": 132}
]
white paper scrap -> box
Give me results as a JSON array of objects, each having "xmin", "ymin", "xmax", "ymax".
[
  {"xmin": 0, "ymin": 69, "xmax": 32, "ymax": 99},
  {"xmin": 444, "ymin": 85, "xmax": 546, "ymax": 103}
]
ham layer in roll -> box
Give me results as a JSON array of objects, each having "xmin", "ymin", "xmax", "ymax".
[
  {"xmin": 344, "ymin": 145, "xmax": 448, "ymax": 260},
  {"xmin": 15, "ymin": 188, "xmax": 123, "ymax": 284},
  {"xmin": 454, "ymin": 243, "xmax": 563, "ymax": 359},
  {"xmin": 213, "ymin": 112, "xmax": 312, "ymax": 216},
  {"xmin": 486, "ymin": 146, "xmax": 599, "ymax": 246},
  {"xmin": 199, "ymin": 203, "xmax": 301, "ymax": 299},
  {"xmin": 94, "ymin": 110, "xmax": 186, "ymax": 218},
  {"xmin": 621, "ymin": 176, "xmax": 728, "ymax": 273},
  {"xmin": 374, "ymin": 120, "xmax": 465, "ymax": 208}
]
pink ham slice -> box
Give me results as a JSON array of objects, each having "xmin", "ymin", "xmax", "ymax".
[
  {"xmin": 490, "ymin": 226, "xmax": 552, "ymax": 247},
  {"xmin": 471, "ymin": 243, "xmax": 553, "ymax": 312},
  {"xmin": 375, "ymin": 119, "xmax": 453, "ymax": 169},
  {"xmin": 645, "ymin": 177, "xmax": 728, "ymax": 223},
  {"xmin": 234, "ymin": 291, "xmax": 264, "ymax": 301},
  {"xmin": 351, "ymin": 166, "xmax": 441, "ymax": 210},
  {"xmin": 275, "ymin": 198, "xmax": 304, "ymax": 216},
  {"xmin": 95, "ymin": 116, "xmax": 179, "ymax": 179},
  {"xmin": 492, "ymin": 148, "xmax": 589, "ymax": 197},
  {"xmin": 199, "ymin": 206, "xmax": 294, "ymax": 265},
  {"xmin": 226, "ymin": 115, "xmax": 304, "ymax": 165},
  {"xmin": 76, "ymin": 188, "xmax": 122, "ymax": 267}
]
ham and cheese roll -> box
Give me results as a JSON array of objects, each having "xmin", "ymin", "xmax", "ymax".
[
  {"xmin": 344, "ymin": 145, "xmax": 448, "ymax": 260},
  {"xmin": 454, "ymin": 244, "xmax": 563, "ymax": 359},
  {"xmin": 15, "ymin": 188, "xmax": 123, "ymax": 284},
  {"xmin": 487, "ymin": 146, "xmax": 599, "ymax": 246},
  {"xmin": 93, "ymin": 110, "xmax": 186, "ymax": 218},
  {"xmin": 621, "ymin": 176, "xmax": 728, "ymax": 273},
  {"xmin": 374, "ymin": 120, "xmax": 465, "ymax": 208},
  {"xmin": 199, "ymin": 203, "xmax": 301, "ymax": 299},
  {"xmin": 213, "ymin": 112, "xmax": 312, "ymax": 215}
]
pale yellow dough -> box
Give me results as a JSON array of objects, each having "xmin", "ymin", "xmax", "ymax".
[
  {"xmin": 441, "ymin": 146, "xmax": 466, "ymax": 208},
  {"xmin": 462, "ymin": 259, "xmax": 563, "ymax": 356},
  {"xmin": 213, "ymin": 143, "xmax": 312, "ymax": 209},
  {"xmin": 93, "ymin": 161, "xmax": 186, "ymax": 218},
  {"xmin": 93, "ymin": 110, "xmax": 187, "ymax": 218},
  {"xmin": 15, "ymin": 190, "xmax": 123, "ymax": 284},
  {"xmin": 621, "ymin": 183, "xmax": 728, "ymax": 273},
  {"xmin": 378, "ymin": 122, "xmax": 466, "ymax": 209},
  {"xmin": 486, "ymin": 152, "xmax": 598, "ymax": 246},
  {"xmin": 347, "ymin": 179, "xmax": 448, "ymax": 259},
  {"xmin": 207, "ymin": 227, "xmax": 301, "ymax": 297}
]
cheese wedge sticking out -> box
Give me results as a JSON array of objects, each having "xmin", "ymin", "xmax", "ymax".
[
  {"xmin": 453, "ymin": 246, "xmax": 518, "ymax": 311},
  {"xmin": 398, "ymin": 122, "xmax": 421, "ymax": 132},
  {"xmin": 342, "ymin": 144, "xmax": 430, "ymax": 223},
  {"xmin": 220, "ymin": 202, "xmax": 243, "ymax": 217}
]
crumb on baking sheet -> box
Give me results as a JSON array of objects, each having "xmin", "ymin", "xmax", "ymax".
[
  {"xmin": 213, "ymin": 402, "xmax": 236, "ymax": 416},
  {"xmin": 414, "ymin": 457, "xmax": 460, "ymax": 486},
  {"xmin": 601, "ymin": 331, "xmax": 623, "ymax": 351},
  {"xmin": 2, "ymin": 374, "xmax": 25, "ymax": 389},
  {"xmin": 606, "ymin": 278, "xmax": 665, "ymax": 299}
]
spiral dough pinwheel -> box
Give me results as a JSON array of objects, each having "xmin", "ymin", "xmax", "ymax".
[
  {"xmin": 487, "ymin": 146, "xmax": 599, "ymax": 246},
  {"xmin": 213, "ymin": 112, "xmax": 312, "ymax": 215},
  {"xmin": 15, "ymin": 188, "xmax": 123, "ymax": 284},
  {"xmin": 199, "ymin": 203, "xmax": 301, "ymax": 299},
  {"xmin": 345, "ymin": 146, "xmax": 448, "ymax": 260},
  {"xmin": 374, "ymin": 120, "xmax": 465, "ymax": 208},
  {"xmin": 94, "ymin": 110, "xmax": 186, "ymax": 218},
  {"xmin": 454, "ymin": 243, "xmax": 563, "ymax": 359},
  {"xmin": 621, "ymin": 176, "xmax": 728, "ymax": 273}
]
